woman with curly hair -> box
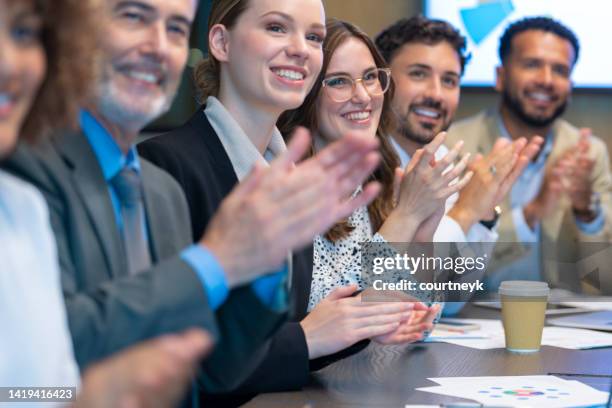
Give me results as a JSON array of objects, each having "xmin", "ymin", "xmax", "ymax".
[
  {"xmin": 0, "ymin": 2, "xmax": 210, "ymax": 406},
  {"xmin": 0, "ymin": 0, "xmax": 97, "ymax": 390}
]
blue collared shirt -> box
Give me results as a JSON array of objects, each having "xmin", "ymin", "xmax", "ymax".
[
  {"xmin": 496, "ymin": 115, "xmax": 605, "ymax": 239},
  {"xmin": 80, "ymin": 111, "xmax": 235, "ymax": 309}
]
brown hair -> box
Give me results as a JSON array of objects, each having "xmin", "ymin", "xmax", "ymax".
[
  {"xmin": 21, "ymin": 0, "xmax": 99, "ymax": 141},
  {"xmin": 375, "ymin": 15, "xmax": 470, "ymax": 75},
  {"xmin": 193, "ymin": 0, "xmax": 250, "ymax": 103},
  {"xmin": 278, "ymin": 18, "xmax": 399, "ymax": 242}
]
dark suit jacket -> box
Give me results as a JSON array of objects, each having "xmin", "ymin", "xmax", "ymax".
[
  {"xmin": 4, "ymin": 130, "xmax": 287, "ymax": 394},
  {"xmin": 138, "ymin": 109, "xmax": 315, "ymax": 395}
]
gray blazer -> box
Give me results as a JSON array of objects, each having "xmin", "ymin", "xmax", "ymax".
[{"xmin": 5, "ymin": 130, "xmax": 287, "ymax": 392}]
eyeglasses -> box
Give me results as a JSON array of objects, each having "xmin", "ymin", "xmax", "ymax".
[{"xmin": 322, "ymin": 68, "xmax": 391, "ymax": 103}]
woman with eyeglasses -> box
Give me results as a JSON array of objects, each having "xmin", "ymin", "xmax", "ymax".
[{"xmin": 279, "ymin": 19, "xmax": 475, "ymax": 340}]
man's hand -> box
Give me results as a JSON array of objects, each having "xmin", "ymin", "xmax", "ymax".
[
  {"xmin": 524, "ymin": 129, "xmax": 595, "ymax": 228},
  {"xmin": 493, "ymin": 135, "xmax": 544, "ymax": 205},
  {"xmin": 202, "ymin": 127, "xmax": 381, "ymax": 288},
  {"xmin": 381, "ymin": 132, "xmax": 473, "ymax": 242},
  {"xmin": 559, "ymin": 128, "xmax": 596, "ymax": 219},
  {"xmin": 448, "ymin": 136, "xmax": 543, "ymax": 233},
  {"xmin": 523, "ymin": 160, "xmax": 565, "ymax": 230},
  {"xmin": 76, "ymin": 329, "xmax": 211, "ymax": 408}
]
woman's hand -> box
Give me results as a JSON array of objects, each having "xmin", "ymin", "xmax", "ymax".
[
  {"xmin": 300, "ymin": 285, "xmax": 420, "ymax": 359},
  {"xmin": 372, "ymin": 303, "xmax": 441, "ymax": 345}
]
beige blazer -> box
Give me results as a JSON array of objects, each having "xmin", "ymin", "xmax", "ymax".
[{"xmin": 446, "ymin": 109, "xmax": 612, "ymax": 292}]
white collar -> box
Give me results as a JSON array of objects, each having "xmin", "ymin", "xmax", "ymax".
[
  {"xmin": 204, "ymin": 96, "xmax": 286, "ymax": 181},
  {"xmin": 389, "ymin": 134, "xmax": 449, "ymax": 169}
]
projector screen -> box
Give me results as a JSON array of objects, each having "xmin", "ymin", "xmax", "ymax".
[{"xmin": 425, "ymin": 0, "xmax": 612, "ymax": 88}]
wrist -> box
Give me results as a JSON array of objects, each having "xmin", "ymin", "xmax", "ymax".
[
  {"xmin": 479, "ymin": 205, "xmax": 502, "ymax": 230},
  {"xmin": 572, "ymin": 192, "xmax": 600, "ymax": 222},
  {"xmin": 199, "ymin": 240, "xmax": 239, "ymax": 289},
  {"xmin": 299, "ymin": 320, "xmax": 322, "ymax": 359},
  {"xmin": 447, "ymin": 206, "xmax": 478, "ymax": 234},
  {"xmin": 573, "ymin": 207, "xmax": 597, "ymax": 223},
  {"xmin": 523, "ymin": 201, "xmax": 542, "ymax": 230},
  {"xmin": 378, "ymin": 211, "xmax": 420, "ymax": 241}
]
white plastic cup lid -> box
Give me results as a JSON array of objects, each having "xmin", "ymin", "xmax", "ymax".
[{"xmin": 499, "ymin": 280, "xmax": 550, "ymax": 297}]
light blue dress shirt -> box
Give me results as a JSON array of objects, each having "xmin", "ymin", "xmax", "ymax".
[
  {"xmin": 496, "ymin": 115, "xmax": 605, "ymax": 239},
  {"xmin": 80, "ymin": 111, "xmax": 282, "ymax": 309}
]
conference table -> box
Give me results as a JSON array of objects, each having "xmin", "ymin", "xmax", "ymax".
[{"xmin": 243, "ymin": 305, "xmax": 612, "ymax": 407}]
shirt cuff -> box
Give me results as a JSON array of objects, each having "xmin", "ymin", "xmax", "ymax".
[
  {"xmin": 433, "ymin": 215, "xmax": 467, "ymax": 243},
  {"xmin": 466, "ymin": 221, "xmax": 499, "ymax": 243},
  {"xmin": 442, "ymin": 301, "xmax": 466, "ymax": 317},
  {"xmin": 251, "ymin": 265, "xmax": 288, "ymax": 309},
  {"xmin": 575, "ymin": 205, "xmax": 606, "ymax": 235},
  {"xmin": 512, "ymin": 206, "xmax": 538, "ymax": 243},
  {"xmin": 180, "ymin": 245, "xmax": 229, "ymax": 310}
]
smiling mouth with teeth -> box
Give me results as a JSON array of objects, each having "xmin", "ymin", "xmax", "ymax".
[
  {"xmin": 343, "ymin": 111, "xmax": 371, "ymax": 121},
  {"xmin": 119, "ymin": 67, "xmax": 163, "ymax": 86},
  {"xmin": 272, "ymin": 68, "xmax": 305, "ymax": 81},
  {"xmin": 527, "ymin": 92, "xmax": 554, "ymax": 102},
  {"xmin": 412, "ymin": 107, "xmax": 442, "ymax": 119}
]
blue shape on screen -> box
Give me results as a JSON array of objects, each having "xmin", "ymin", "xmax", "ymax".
[{"xmin": 460, "ymin": 0, "xmax": 515, "ymax": 44}]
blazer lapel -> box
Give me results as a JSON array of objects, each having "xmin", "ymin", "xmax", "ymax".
[
  {"xmin": 541, "ymin": 122, "xmax": 574, "ymax": 245},
  {"xmin": 53, "ymin": 131, "xmax": 127, "ymax": 277},
  {"xmin": 481, "ymin": 110, "xmax": 521, "ymax": 241},
  {"xmin": 196, "ymin": 111, "xmax": 312, "ymax": 315},
  {"xmin": 195, "ymin": 110, "xmax": 240, "ymax": 190},
  {"xmin": 480, "ymin": 109, "xmax": 500, "ymax": 155}
]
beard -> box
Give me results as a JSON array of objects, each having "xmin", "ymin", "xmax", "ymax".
[
  {"xmin": 94, "ymin": 66, "xmax": 176, "ymax": 131},
  {"xmin": 502, "ymin": 88, "xmax": 567, "ymax": 128},
  {"xmin": 395, "ymin": 99, "xmax": 452, "ymax": 146}
]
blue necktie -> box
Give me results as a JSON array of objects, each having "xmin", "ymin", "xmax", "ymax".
[{"xmin": 110, "ymin": 167, "xmax": 152, "ymax": 275}]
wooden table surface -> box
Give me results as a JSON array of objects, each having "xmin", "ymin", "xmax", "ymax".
[{"xmin": 243, "ymin": 305, "xmax": 612, "ymax": 407}]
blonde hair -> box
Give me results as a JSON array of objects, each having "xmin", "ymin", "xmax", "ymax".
[{"xmin": 193, "ymin": 0, "xmax": 250, "ymax": 103}]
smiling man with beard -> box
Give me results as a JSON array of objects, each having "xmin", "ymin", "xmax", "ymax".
[
  {"xmin": 374, "ymin": 16, "xmax": 543, "ymax": 315},
  {"xmin": 375, "ymin": 16, "xmax": 541, "ymax": 249},
  {"xmin": 446, "ymin": 17, "xmax": 612, "ymax": 291}
]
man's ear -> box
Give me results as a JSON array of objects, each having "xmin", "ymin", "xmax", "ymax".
[
  {"xmin": 209, "ymin": 24, "xmax": 230, "ymax": 62},
  {"xmin": 495, "ymin": 65, "xmax": 505, "ymax": 93}
]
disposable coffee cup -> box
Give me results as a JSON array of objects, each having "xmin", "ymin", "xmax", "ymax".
[{"xmin": 499, "ymin": 280, "xmax": 549, "ymax": 353}]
